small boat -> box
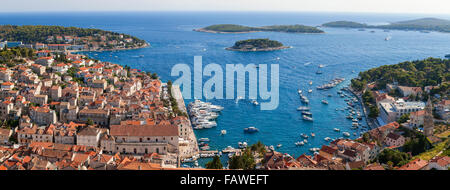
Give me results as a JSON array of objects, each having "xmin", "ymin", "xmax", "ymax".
[
  {"xmin": 352, "ymin": 122, "xmax": 359, "ymax": 127},
  {"xmin": 269, "ymin": 145, "xmax": 275, "ymax": 150},
  {"xmin": 343, "ymin": 132, "xmax": 350, "ymax": 137},
  {"xmin": 200, "ymin": 146, "xmax": 210, "ymax": 151},
  {"xmin": 244, "ymin": 126, "xmax": 259, "ymax": 133},
  {"xmin": 316, "ymin": 70, "xmax": 323, "ymax": 74},
  {"xmin": 251, "ymin": 100, "xmax": 259, "ymax": 106},
  {"xmin": 198, "ymin": 138, "xmax": 210, "ymax": 142},
  {"xmin": 309, "ymin": 81, "xmax": 313, "ymax": 85},
  {"xmin": 297, "ymin": 89, "xmax": 302, "ymax": 94},
  {"xmin": 333, "ymin": 128, "xmax": 340, "ymax": 132},
  {"xmin": 321, "ymin": 100, "xmax": 329, "ymax": 104},
  {"xmin": 301, "ymin": 111, "xmax": 312, "ymax": 116},
  {"xmin": 310, "ymin": 133, "xmax": 315, "ymax": 137},
  {"xmin": 304, "ymin": 62, "xmax": 312, "ymax": 66},
  {"xmin": 303, "ymin": 139, "xmax": 308, "ymax": 143},
  {"xmin": 318, "ymin": 64, "xmax": 325, "ymax": 68},
  {"xmin": 308, "ymin": 89, "xmax": 313, "ymax": 93},
  {"xmin": 324, "ymin": 137, "xmax": 331, "ymax": 141},
  {"xmin": 297, "ymin": 106, "xmax": 310, "ymax": 111},
  {"xmin": 301, "ymin": 133, "xmax": 309, "ymax": 139},
  {"xmin": 302, "ymin": 115, "xmax": 313, "ymax": 121},
  {"xmin": 221, "ymin": 130, "xmax": 227, "ymax": 135},
  {"xmin": 238, "ymin": 142, "xmax": 248, "ymax": 149},
  {"xmin": 295, "ymin": 141, "xmax": 304, "ymax": 146},
  {"xmin": 276, "ymin": 57, "xmax": 280, "ymax": 60},
  {"xmin": 277, "ymin": 144, "xmax": 282, "ymax": 148}
]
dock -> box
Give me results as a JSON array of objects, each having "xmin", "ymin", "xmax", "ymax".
[{"xmin": 199, "ymin": 150, "xmax": 219, "ymax": 154}]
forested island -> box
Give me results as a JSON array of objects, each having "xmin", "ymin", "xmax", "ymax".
[
  {"xmin": 323, "ymin": 18, "xmax": 450, "ymax": 33},
  {"xmin": 194, "ymin": 24, "xmax": 324, "ymax": 33},
  {"xmin": 225, "ymin": 38, "xmax": 290, "ymax": 52},
  {"xmin": 0, "ymin": 25, "xmax": 149, "ymax": 51}
]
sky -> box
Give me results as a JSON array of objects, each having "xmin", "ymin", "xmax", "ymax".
[{"xmin": 1, "ymin": 0, "xmax": 450, "ymax": 14}]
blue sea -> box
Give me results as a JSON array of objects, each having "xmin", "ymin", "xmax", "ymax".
[{"xmin": 2, "ymin": 11, "xmax": 450, "ymax": 166}]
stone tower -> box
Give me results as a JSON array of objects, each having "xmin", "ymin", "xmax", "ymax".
[{"xmin": 423, "ymin": 97, "xmax": 434, "ymax": 137}]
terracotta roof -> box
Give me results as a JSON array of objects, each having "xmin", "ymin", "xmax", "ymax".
[
  {"xmin": 110, "ymin": 124, "xmax": 178, "ymax": 137},
  {"xmin": 429, "ymin": 156, "xmax": 450, "ymax": 167},
  {"xmin": 398, "ymin": 158, "xmax": 428, "ymax": 170}
]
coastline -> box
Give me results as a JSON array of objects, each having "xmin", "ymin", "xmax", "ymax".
[
  {"xmin": 68, "ymin": 42, "xmax": 150, "ymax": 53},
  {"xmin": 225, "ymin": 46, "xmax": 292, "ymax": 52}
]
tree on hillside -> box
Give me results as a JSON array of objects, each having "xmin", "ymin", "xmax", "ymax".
[{"xmin": 205, "ymin": 156, "xmax": 223, "ymax": 169}]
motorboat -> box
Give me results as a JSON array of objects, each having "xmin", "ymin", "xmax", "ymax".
[
  {"xmin": 244, "ymin": 126, "xmax": 259, "ymax": 133},
  {"xmin": 310, "ymin": 133, "xmax": 315, "ymax": 137},
  {"xmin": 343, "ymin": 132, "xmax": 351, "ymax": 137},
  {"xmin": 301, "ymin": 133, "xmax": 309, "ymax": 139},
  {"xmin": 198, "ymin": 138, "xmax": 210, "ymax": 142},
  {"xmin": 302, "ymin": 115, "xmax": 313, "ymax": 121},
  {"xmin": 333, "ymin": 128, "xmax": 340, "ymax": 132},
  {"xmin": 321, "ymin": 100, "xmax": 329, "ymax": 104},
  {"xmin": 324, "ymin": 137, "xmax": 331, "ymax": 141},
  {"xmin": 297, "ymin": 106, "xmax": 310, "ymax": 111},
  {"xmin": 301, "ymin": 111, "xmax": 312, "ymax": 116}
]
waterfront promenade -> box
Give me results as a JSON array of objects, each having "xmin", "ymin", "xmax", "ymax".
[
  {"xmin": 172, "ymin": 85, "xmax": 199, "ymax": 160},
  {"xmin": 347, "ymin": 86, "xmax": 379, "ymax": 129}
]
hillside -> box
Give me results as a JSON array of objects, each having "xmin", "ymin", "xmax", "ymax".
[
  {"xmin": 195, "ymin": 24, "xmax": 324, "ymax": 33},
  {"xmin": 0, "ymin": 25, "xmax": 148, "ymax": 51},
  {"xmin": 322, "ymin": 17, "xmax": 450, "ymax": 33},
  {"xmin": 322, "ymin": 21, "xmax": 368, "ymax": 28},
  {"xmin": 351, "ymin": 57, "xmax": 450, "ymax": 96}
]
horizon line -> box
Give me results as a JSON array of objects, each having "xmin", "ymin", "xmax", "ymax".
[{"xmin": 1, "ymin": 10, "xmax": 450, "ymax": 16}]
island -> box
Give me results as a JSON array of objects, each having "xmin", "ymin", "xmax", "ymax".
[
  {"xmin": 0, "ymin": 25, "xmax": 149, "ymax": 51},
  {"xmin": 322, "ymin": 18, "xmax": 450, "ymax": 33},
  {"xmin": 225, "ymin": 38, "xmax": 290, "ymax": 52},
  {"xmin": 194, "ymin": 24, "xmax": 324, "ymax": 34}
]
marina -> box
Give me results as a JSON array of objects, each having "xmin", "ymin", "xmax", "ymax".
[{"xmin": 67, "ymin": 12, "xmax": 450, "ymax": 168}]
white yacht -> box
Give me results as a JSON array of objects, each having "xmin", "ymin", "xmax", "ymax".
[{"xmin": 302, "ymin": 115, "xmax": 313, "ymax": 121}]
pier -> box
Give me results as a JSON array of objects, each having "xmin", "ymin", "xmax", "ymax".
[{"xmin": 172, "ymin": 84, "xmax": 199, "ymax": 160}]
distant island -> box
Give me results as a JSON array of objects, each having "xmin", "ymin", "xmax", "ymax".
[
  {"xmin": 194, "ymin": 24, "xmax": 324, "ymax": 34},
  {"xmin": 0, "ymin": 25, "xmax": 149, "ymax": 51},
  {"xmin": 225, "ymin": 38, "xmax": 290, "ymax": 52},
  {"xmin": 322, "ymin": 18, "xmax": 450, "ymax": 33}
]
